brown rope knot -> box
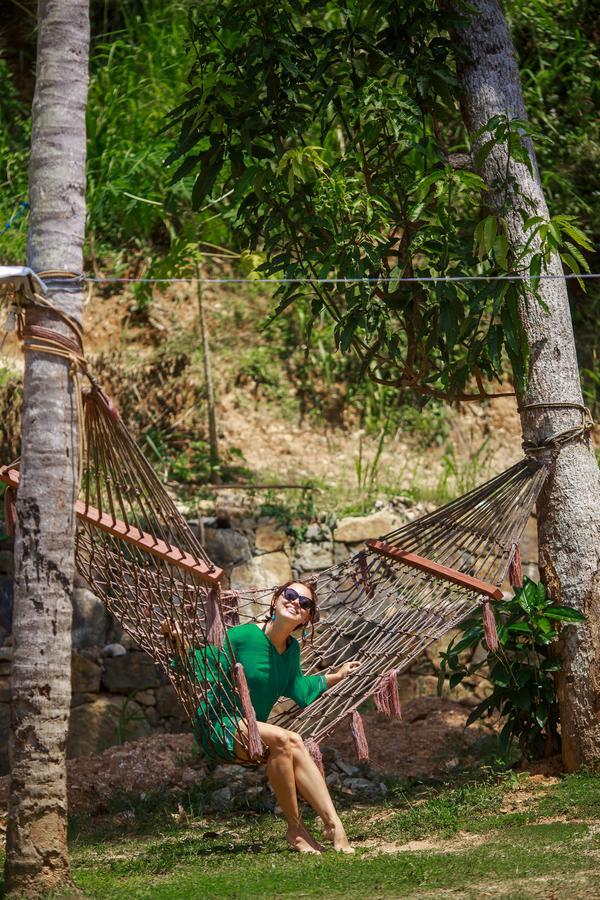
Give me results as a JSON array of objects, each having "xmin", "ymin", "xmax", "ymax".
[{"xmin": 520, "ymin": 401, "xmax": 594, "ymax": 458}]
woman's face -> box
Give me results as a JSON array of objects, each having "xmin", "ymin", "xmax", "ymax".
[{"xmin": 274, "ymin": 582, "xmax": 314, "ymax": 629}]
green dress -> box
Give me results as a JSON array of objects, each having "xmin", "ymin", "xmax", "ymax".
[{"xmin": 184, "ymin": 622, "xmax": 327, "ymax": 762}]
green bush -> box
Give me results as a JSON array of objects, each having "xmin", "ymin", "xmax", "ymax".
[{"xmin": 438, "ymin": 577, "xmax": 585, "ymax": 761}]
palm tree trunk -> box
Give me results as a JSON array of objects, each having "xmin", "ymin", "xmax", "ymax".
[
  {"xmin": 448, "ymin": 0, "xmax": 600, "ymax": 770},
  {"xmin": 3, "ymin": 1, "xmax": 89, "ymax": 894}
]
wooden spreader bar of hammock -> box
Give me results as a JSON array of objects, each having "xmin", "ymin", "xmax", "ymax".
[
  {"xmin": 366, "ymin": 539, "xmax": 504, "ymax": 601},
  {"xmin": 0, "ymin": 466, "xmax": 224, "ymax": 586}
]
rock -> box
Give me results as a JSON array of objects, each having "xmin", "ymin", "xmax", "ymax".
[
  {"xmin": 204, "ymin": 528, "xmax": 252, "ymax": 568},
  {"xmin": 333, "ymin": 510, "xmax": 403, "ymax": 543},
  {"xmin": 333, "ymin": 543, "xmax": 352, "ymax": 564},
  {"xmin": 239, "ymin": 769, "xmax": 264, "ymax": 787},
  {"xmin": 180, "ymin": 767, "xmax": 204, "ymax": 787},
  {"xmin": 101, "ymin": 643, "xmax": 127, "ymax": 658},
  {"xmin": 255, "ymin": 523, "xmax": 289, "ymax": 553},
  {"xmin": 230, "ymin": 551, "xmax": 292, "ymax": 591},
  {"xmin": 473, "ymin": 679, "xmax": 492, "ymax": 700},
  {"xmin": 67, "ymin": 695, "xmax": 152, "ymax": 758},
  {"xmin": 325, "ymin": 772, "xmax": 342, "ymax": 789},
  {"xmin": 135, "ymin": 689, "xmax": 157, "ymax": 707},
  {"xmin": 397, "ymin": 675, "xmax": 418, "ymax": 704},
  {"xmin": 0, "ymin": 576, "xmax": 13, "ymax": 635},
  {"xmin": 0, "ymin": 702, "xmax": 9, "ymax": 774},
  {"xmin": 293, "ymin": 541, "xmax": 333, "ymax": 573},
  {"xmin": 213, "ymin": 764, "xmax": 246, "ymax": 783},
  {"xmin": 0, "ymin": 676, "xmax": 9, "ymax": 703},
  {"xmin": 119, "ymin": 632, "xmax": 142, "ymax": 652},
  {"xmin": 71, "ymin": 653, "xmax": 102, "ymax": 693},
  {"xmin": 345, "ymin": 777, "xmax": 383, "ymax": 799},
  {"xmin": 143, "ymin": 706, "xmax": 161, "ymax": 727},
  {"xmin": 101, "ymin": 651, "xmax": 162, "ymax": 693},
  {"xmin": 0, "ymin": 551, "xmax": 14, "ymax": 576},
  {"xmin": 71, "ymin": 692, "xmax": 99, "ymax": 708},
  {"xmin": 0, "ymin": 645, "xmax": 12, "ymax": 678},
  {"xmin": 155, "ymin": 684, "xmax": 185, "ymax": 720},
  {"xmin": 470, "ymin": 641, "xmax": 489, "ymax": 666},
  {"xmin": 396, "ymin": 674, "xmax": 441, "ymax": 704},
  {"xmin": 71, "ymin": 588, "xmax": 109, "ymax": 648},
  {"xmin": 304, "ymin": 524, "xmax": 329, "ymax": 543},
  {"xmin": 415, "ymin": 675, "xmax": 441, "ymax": 697},
  {"xmin": 209, "ymin": 786, "xmax": 232, "ymax": 811},
  {"xmin": 424, "ymin": 629, "xmax": 460, "ymax": 670}
]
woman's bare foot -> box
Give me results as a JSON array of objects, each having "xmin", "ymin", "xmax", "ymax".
[
  {"xmin": 323, "ymin": 819, "xmax": 355, "ymax": 854},
  {"xmin": 287, "ymin": 823, "xmax": 324, "ymax": 854}
]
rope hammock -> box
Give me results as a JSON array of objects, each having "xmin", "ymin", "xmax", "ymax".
[
  {"xmin": 0, "ymin": 268, "xmax": 563, "ymax": 766},
  {"xmin": 1, "ymin": 384, "xmax": 549, "ymax": 764}
]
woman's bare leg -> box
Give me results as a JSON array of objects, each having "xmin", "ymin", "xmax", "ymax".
[
  {"xmin": 288, "ymin": 737, "xmax": 354, "ymax": 853},
  {"xmin": 235, "ymin": 721, "xmax": 324, "ymax": 853}
]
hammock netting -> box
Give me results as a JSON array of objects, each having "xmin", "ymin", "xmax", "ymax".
[{"xmin": 1, "ymin": 387, "xmax": 549, "ymax": 763}]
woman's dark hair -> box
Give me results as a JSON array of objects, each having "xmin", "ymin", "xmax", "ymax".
[{"xmin": 269, "ymin": 580, "xmax": 319, "ymax": 641}]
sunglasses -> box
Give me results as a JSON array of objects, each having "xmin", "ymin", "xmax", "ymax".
[{"xmin": 282, "ymin": 586, "xmax": 315, "ymax": 611}]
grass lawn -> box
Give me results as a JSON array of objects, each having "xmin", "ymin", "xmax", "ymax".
[{"xmin": 3, "ymin": 771, "xmax": 598, "ymax": 899}]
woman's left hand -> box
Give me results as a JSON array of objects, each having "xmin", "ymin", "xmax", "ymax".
[{"xmin": 337, "ymin": 660, "xmax": 361, "ymax": 680}]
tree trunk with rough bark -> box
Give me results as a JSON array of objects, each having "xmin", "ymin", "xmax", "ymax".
[
  {"xmin": 449, "ymin": 0, "xmax": 600, "ymax": 770},
  {"xmin": 3, "ymin": 1, "xmax": 89, "ymax": 895}
]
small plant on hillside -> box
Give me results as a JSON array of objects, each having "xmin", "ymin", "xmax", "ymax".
[
  {"xmin": 354, "ymin": 429, "xmax": 387, "ymax": 512},
  {"xmin": 438, "ymin": 577, "xmax": 586, "ymax": 761}
]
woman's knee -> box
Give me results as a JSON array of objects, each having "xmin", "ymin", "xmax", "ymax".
[
  {"xmin": 287, "ymin": 731, "xmax": 307, "ymax": 756},
  {"xmin": 268, "ymin": 727, "xmax": 296, "ymax": 756}
]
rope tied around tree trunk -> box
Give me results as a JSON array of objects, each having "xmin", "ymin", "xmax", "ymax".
[
  {"xmin": 519, "ymin": 401, "xmax": 594, "ymax": 458},
  {"xmin": 4, "ymin": 270, "xmax": 94, "ymax": 487}
]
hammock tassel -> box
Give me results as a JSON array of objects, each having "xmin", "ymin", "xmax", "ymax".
[
  {"xmin": 304, "ymin": 739, "xmax": 325, "ymax": 776},
  {"xmin": 482, "ymin": 599, "xmax": 499, "ymax": 653},
  {"xmin": 351, "ymin": 710, "xmax": 369, "ymax": 762},
  {"xmin": 206, "ymin": 588, "xmax": 225, "ymax": 647},
  {"xmin": 3, "ymin": 487, "xmax": 16, "ymax": 539},
  {"xmin": 374, "ymin": 670, "xmax": 402, "ymax": 719},
  {"xmin": 509, "ymin": 543, "xmax": 523, "ymax": 589},
  {"xmin": 233, "ymin": 662, "xmax": 263, "ymax": 760}
]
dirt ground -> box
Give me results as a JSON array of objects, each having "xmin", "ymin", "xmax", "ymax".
[{"xmin": 0, "ymin": 696, "xmax": 501, "ymax": 820}]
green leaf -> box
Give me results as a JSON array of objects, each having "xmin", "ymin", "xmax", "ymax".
[
  {"xmin": 483, "ymin": 216, "xmax": 498, "ymax": 254},
  {"xmin": 466, "ymin": 696, "xmax": 494, "ymax": 726},
  {"xmin": 474, "ymin": 138, "xmax": 496, "ymax": 169},
  {"xmin": 508, "ymin": 622, "xmax": 533, "ymax": 635},
  {"xmin": 493, "ymin": 233, "xmax": 508, "ymax": 270},
  {"xmin": 490, "ymin": 661, "xmax": 512, "ymax": 687},
  {"xmin": 554, "ymin": 217, "xmax": 594, "ymax": 251},
  {"xmin": 543, "ymin": 606, "xmax": 586, "ymax": 623}
]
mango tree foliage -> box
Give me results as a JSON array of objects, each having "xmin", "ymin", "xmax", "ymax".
[{"xmin": 167, "ymin": 0, "xmax": 589, "ymax": 399}]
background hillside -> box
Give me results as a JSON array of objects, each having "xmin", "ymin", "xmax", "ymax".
[{"xmin": 0, "ymin": 0, "xmax": 598, "ymax": 516}]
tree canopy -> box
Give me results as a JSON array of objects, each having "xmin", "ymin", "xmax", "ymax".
[{"xmin": 165, "ymin": 0, "xmax": 592, "ymax": 399}]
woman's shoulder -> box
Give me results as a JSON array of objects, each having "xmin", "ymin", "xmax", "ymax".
[{"xmin": 226, "ymin": 622, "xmax": 261, "ymax": 643}]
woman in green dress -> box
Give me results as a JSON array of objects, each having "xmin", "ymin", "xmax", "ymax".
[{"xmin": 163, "ymin": 581, "xmax": 359, "ymax": 854}]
